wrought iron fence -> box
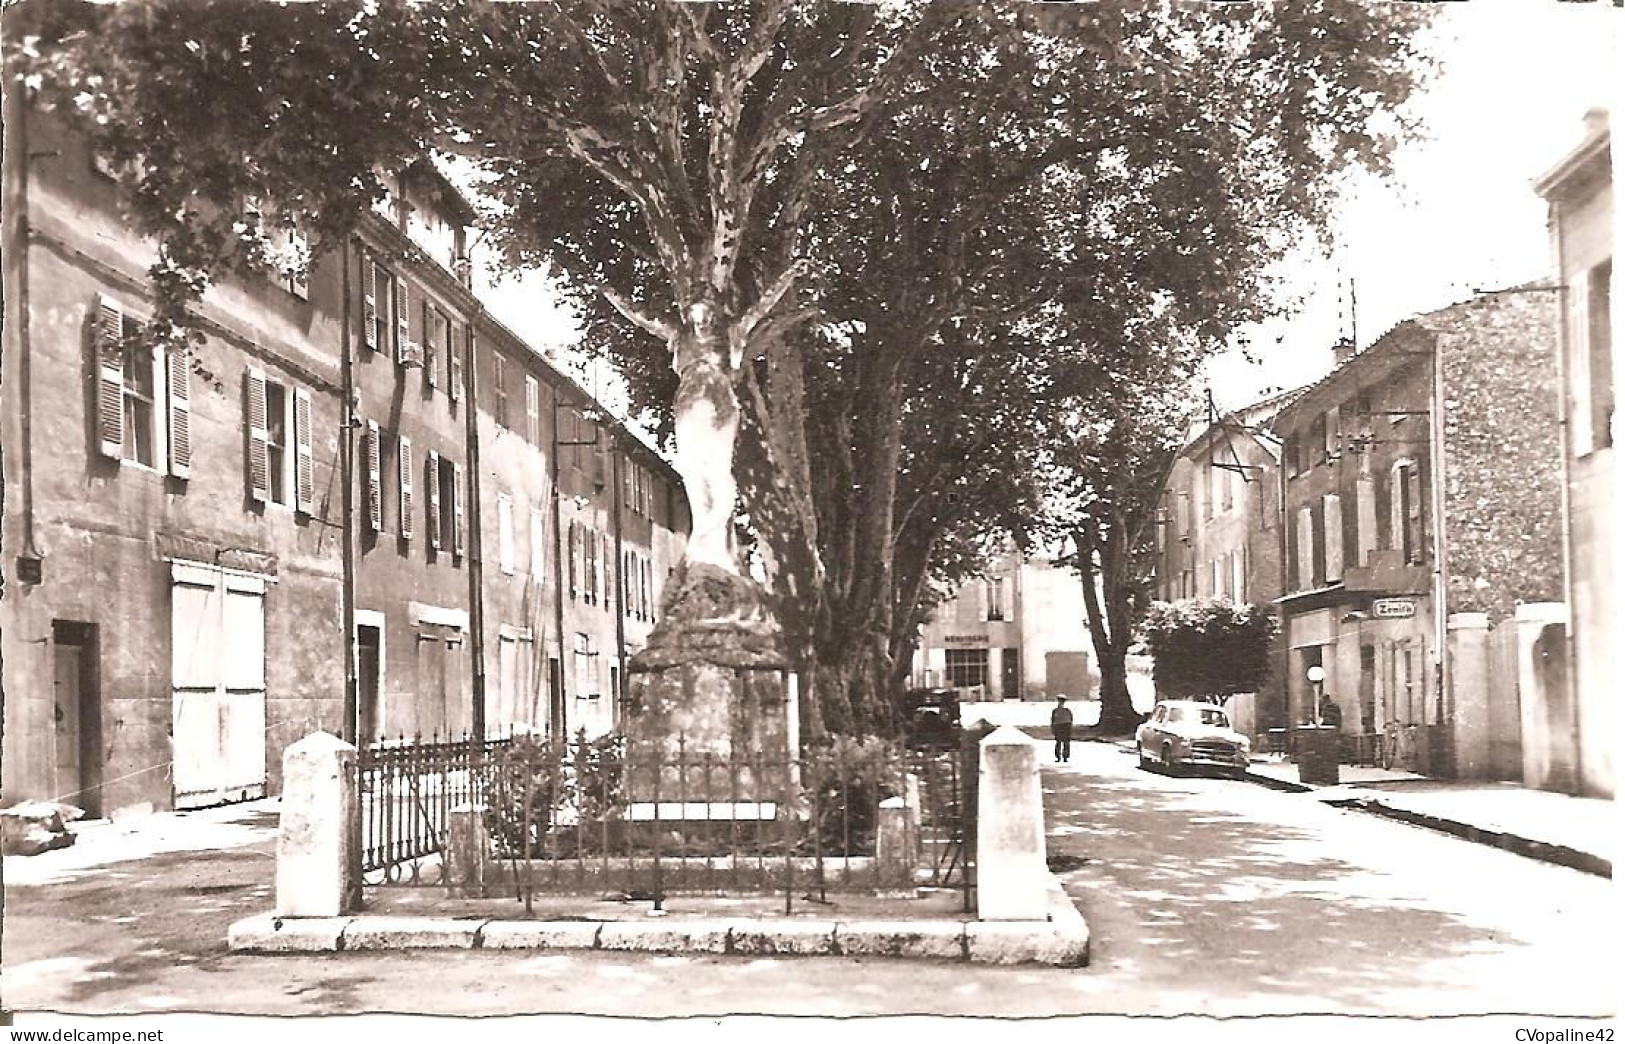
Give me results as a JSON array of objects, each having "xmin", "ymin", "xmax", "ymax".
[
  {"xmin": 354, "ymin": 728, "xmax": 976, "ymax": 915},
  {"xmin": 357, "ymin": 732, "xmax": 511, "ymax": 883}
]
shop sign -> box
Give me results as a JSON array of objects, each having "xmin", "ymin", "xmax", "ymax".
[
  {"xmin": 943, "ymin": 634, "xmax": 989, "ymax": 645},
  {"xmin": 1372, "ymin": 598, "xmax": 1417, "ymax": 619}
]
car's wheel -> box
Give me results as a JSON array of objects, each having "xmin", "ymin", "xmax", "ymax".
[{"xmin": 1160, "ymin": 742, "xmax": 1177, "ymax": 775}]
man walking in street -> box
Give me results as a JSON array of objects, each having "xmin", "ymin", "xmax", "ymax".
[{"xmin": 1051, "ymin": 695, "xmax": 1074, "ymax": 763}]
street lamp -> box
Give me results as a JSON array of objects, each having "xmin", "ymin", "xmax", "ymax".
[{"xmin": 1306, "ymin": 664, "xmax": 1326, "ymax": 726}]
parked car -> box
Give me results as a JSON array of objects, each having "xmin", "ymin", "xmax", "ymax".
[
  {"xmin": 899, "ymin": 687, "xmax": 963, "ymax": 749},
  {"xmin": 1136, "ymin": 699, "xmax": 1251, "ymax": 776}
]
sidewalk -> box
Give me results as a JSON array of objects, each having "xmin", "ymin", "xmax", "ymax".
[
  {"xmin": 1244, "ymin": 758, "xmax": 1613, "ymax": 878},
  {"xmin": 1, "ymin": 797, "xmax": 281, "ymax": 887}
]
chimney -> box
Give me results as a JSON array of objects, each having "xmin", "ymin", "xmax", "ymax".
[
  {"xmin": 1583, "ymin": 107, "xmax": 1610, "ymax": 138},
  {"xmin": 1332, "ymin": 337, "xmax": 1356, "ymax": 367}
]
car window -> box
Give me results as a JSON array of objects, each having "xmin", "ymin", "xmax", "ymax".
[
  {"xmin": 1153, "ymin": 706, "xmax": 1167, "ymax": 723},
  {"xmin": 1165, "ymin": 706, "xmax": 1184, "ymax": 723},
  {"xmin": 1198, "ymin": 707, "xmax": 1229, "ymax": 727}
]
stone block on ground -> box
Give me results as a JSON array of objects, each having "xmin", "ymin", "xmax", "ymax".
[
  {"xmin": 0, "ymin": 801, "xmax": 83, "ymax": 856},
  {"xmin": 834, "ymin": 921, "xmax": 966, "ymax": 960},
  {"xmin": 727, "ymin": 920, "xmax": 839, "ymax": 956},
  {"xmin": 341, "ymin": 917, "xmax": 484, "ymax": 950},
  {"xmin": 478, "ymin": 920, "xmax": 603, "ymax": 950},
  {"xmin": 597, "ymin": 919, "xmax": 731, "ymax": 954},
  {"xmin": 276, "ymin": 732, "xmax": 359, "ymax": 918},
  {"xmin": 227, "ymin": 914, "xmax": 350, "ymax": 953},
  {"xmin": 964, "ymin": 921, "xmax": 1088, "ymax": 966}
]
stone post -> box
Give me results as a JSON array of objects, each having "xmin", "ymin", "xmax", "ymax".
[
  {"xmin": 1448, "ymin": 612, "xmax": 1491, "ymax": 780},
  {"xmin": 976, "ymin": 726, "xmax": 1048, "ymax": 921},
  {"xmin": 444, "ymin": 804, "xmax": 491, "ymax": 899},
  {"xmin": 276, "ymin": 732, "xmax": 358, "ymax": 918},
  {"xmin": 903, "ymin": 772, "xmax": 922, "ymax": 864},
  {"xmin": 1514, "ymin": 603, "xmax": 1574, "ymax": 791},
  {"xmin": 875, "ymin": 797, "xmax": 914, "ymax": 889}
]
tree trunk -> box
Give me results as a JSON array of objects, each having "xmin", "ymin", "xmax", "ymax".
[{"xmin": 1077, "ymin": 524, "xmax": 1140, "ymax": 735}]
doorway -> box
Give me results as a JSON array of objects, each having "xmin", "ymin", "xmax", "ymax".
[
  {"xmin": 52, "ymin": 621, "xmax": 102, "ymax": 818},
  {"xmin": 357, "ymin": 623, "xmax": 382, "ymax": 745}
]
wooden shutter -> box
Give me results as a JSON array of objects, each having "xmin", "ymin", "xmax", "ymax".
[
  {"xmin": 395, "ymin": 279, "xmax": 410, "ymax": 363},
  {"xmin": 452, "ymin": 462, "xmax": 466, "ymax": 557},
  {"xmin": 426, "ymin": 449, "xmax": 442, "ymax": 550},
  {"xmin": 525, "ymin": 376, "xmax": 540, "ymax": 443},
  {"xmin": 568, "ymin": 521, "xmax": 579, "ymax": 599},
  {"xmin": 424, "ymin": 302, "xmax": 440, "ymax": 388},
  {"xmin": 95, "ymin": 297, "xmax": 125, "ymax": 459},
  {"xmin": 246, "ymin": 367, "xmax": 270, "ymax": 503},
  {"xmin": 167, "ymin": 344, "xmax": 192, "ymax": 478},
  {"xmin": 449, "ymin": 322, "xmax": 464, "ymax": 402},
  {"xmin": 288, "ymin": 225, "xmax": 309, "ymax": 299},
  {"xmin": 398, "ymin": 435, "xmax": 414, "ymax": 539},
  {"xmin": 362, "ymin": 256, "xmax": 378, "ymax": 350},
  {"xmin": 642, "ymin": 558, "xmax": 651, "ymax": 620},
  {"xmin": 293, "ymin": 388, "xmax": 315, "ymax": 514},
  {"xmin": 365, "ymin": 421, "xmax": 383, "ymax": 531}
]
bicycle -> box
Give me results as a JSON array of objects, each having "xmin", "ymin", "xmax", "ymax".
[{"xmin": 1381, "ymin": 721, "xmax": 1418, "ymax": 771}]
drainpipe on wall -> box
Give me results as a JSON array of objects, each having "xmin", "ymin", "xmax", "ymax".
[
  {"xmin": 466, "ymin": 306, "xmax": 488, "ymax": 740},
  {"xmin": 551, "ymin": 393, "xmax": 568, "ymax": 738},
  {"xmin": 611, "ymin": 437, "xmax": 627, "ymax": 729},
  {"xmin": 1428, "ymin": 330, "xmax": 1452, "ymax": 748},
  {"xmin": 10, "ymin": 85, "xmax": 47, "ymax": 586},
  {"xmin": 340, "ymin": 239, "xmax": 357, "ymax": 745}
]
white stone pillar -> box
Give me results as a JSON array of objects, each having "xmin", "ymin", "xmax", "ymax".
[
  {"xmin": 875, "ymin": 797, "xmax": 914, "ymax": 888},
  {"xmin": 1448, "ymin": 612, "xmax": 1491, "ymax": 780},
  {"xmin": 976, "ymin": 726, "xmax": 1048, "ymax": 921},
  {"xmin": 275, "ymin": 732, "xmax": 359, "ymax": 918},
  {"xmin": 1514, "ymin": 603, "xmax": 1572, "ymax": 791}
]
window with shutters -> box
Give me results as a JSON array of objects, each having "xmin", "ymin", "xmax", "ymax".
[
  {"xmin": 450, "ymin": 462, "xmax": 466, "ymax": 558},
  {"xmin": 1323, "ymin": 492, "xmax": 1344, "ymax": 582},
  {"xmin": 449, "ymin": 321, "xmax": 465, "ymax": 401},
  {"xmin": 264, "ymin": 380, "xmax": 289, "ymax": 505},
  {"xmin": 1295, "ymin": 506, "xmax": 1315, "ymax": 591},
  {"xmin": 398, "ymin": 435, "xmax": 414, "ymax": 539},
  {"xmin": 525, "ymin": 376, "xmax": 540, "ymax": 444},
  {"xmin": 424, "ymin": 303, "xmax": 447, "ymax": 390},
  {"xmin": 367, "ymin": 262, "xmax": 395, "ymax": 352},
  {"xmin": 641, "ymin": 558, "xmax": 652, "ymax": 621},
  {"xmin": 426, "ymin": 450, "xmax": 443, "ymax": 550},
  {"xmin": 1587, "ymin": 258, "xmax": 1614, "ymax": 452},
  {"xmin": 95, "ymin": 297, "xmax": 185, "ymax": 473},
  {"xmin": 122, "ymin": 339, "xmax": 159, "ymax": 469},
  {"xmin": 1394, "ymin": 461, "xmax": 1425, "ymax": 565},
  {"xmin": 567, "ymin": 521, "xmax": 579, "ymax": 599},
  {"xmin": 364, "ymin": 421, "xmax": 384, "ymax": 531},
  {"xmin": 493, "ymin": 354, "xmax": 509, "ymax": 427},
  {"xmin": 394, "ymin": 278, "xmax": 417, "ymax": 366}
]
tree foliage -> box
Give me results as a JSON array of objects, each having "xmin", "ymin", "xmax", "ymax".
[
  {"xmin": 1143, "ymin": 599, "xmax": 1279, "ymax": 701},
  {"xmin": 7, "ymin": 0, "xmax": 1435, "ymax": 738}
]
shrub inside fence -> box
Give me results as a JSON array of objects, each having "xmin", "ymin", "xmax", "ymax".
[{"xmin": 358, "ymin": 729, "xmax": 973, "ymax": 912}]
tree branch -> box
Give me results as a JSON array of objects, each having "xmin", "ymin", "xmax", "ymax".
[{"xmin": 599, "ymin": 284, "xmax": 675, "ymax": 342}]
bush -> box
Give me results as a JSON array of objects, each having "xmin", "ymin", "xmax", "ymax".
[
  {"xmin": 803, "ymin": 734, "xmax": 905, "ymax": 855},
  {"xmin": 1142, "ymin": 598, "xmax": 1277, "ymax": 700}
]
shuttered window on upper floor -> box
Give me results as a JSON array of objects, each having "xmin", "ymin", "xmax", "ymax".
[{"xmin": 94, "ymin": 295, "xmax": 190, "ymax": 479}]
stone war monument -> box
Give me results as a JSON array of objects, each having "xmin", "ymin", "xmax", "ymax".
[{"xmin": 623, "ymin": 301, "xmax": 797, "ymax": 810}]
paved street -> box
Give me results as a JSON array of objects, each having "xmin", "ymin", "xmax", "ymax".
[{"xmin": 1, "ymin": 740, "xmax": 1613, "ymax": 1019}]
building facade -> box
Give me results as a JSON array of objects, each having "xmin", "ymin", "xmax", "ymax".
[
  {"xmin": 1534, "ymin": 108, "xmax": 1616, "ymax": 799},
  {"xmin": 1151, "ymin": 393, "xmax": 1290, "ymax": 733},
  {"xmin": 909, "ymin": 553, "xmax": 1095, "ymax": 701},
  {"xmin": 1, "ymin": 97, "xmax": 688, "ymax": 818},
  {"xmin": 1272, "ymin": 291, "xmax": 1562, "ymax": 777}
]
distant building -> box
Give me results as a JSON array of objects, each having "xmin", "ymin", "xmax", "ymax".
[
  {"xmin": 910, "ymin": 553, "xmax": 1094, "ymax": 701},
  {"xmin": 1, "ymin": 94, "xmax": 687, "ymax": 817},
  {"xmin": 1152, "ymin": 391, "xmax": 1293, "ymax": 733},
  {"xmin": 1271, "ymin": 290, "xmax": 1562, "ymax": 778},
  {"xmin": 1534, "ymin": 107, "xmax": 1616, "ymax": 799}
]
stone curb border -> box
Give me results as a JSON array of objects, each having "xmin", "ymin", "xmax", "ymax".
[
  {"xmin": 229, "ymin": 875, "xmax": 1089, "ymax": 967},
  {"xmin": 1241, "ymin": 769, "xmax": 1612, "ymax": 879}
]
